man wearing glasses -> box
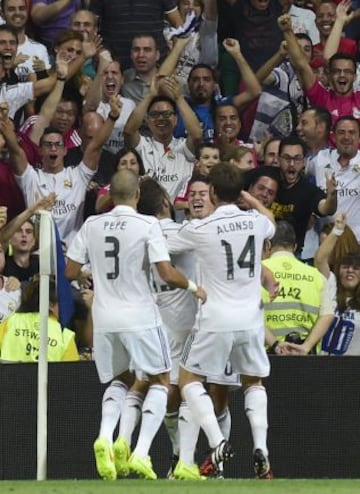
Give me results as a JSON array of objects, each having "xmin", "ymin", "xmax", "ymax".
[
  {"xmin": 124, "ymin": 75, "xmax": 202, "ymax": 202},
  {"xmin": 0, "ymin": 97, "xmax": 122, "ymax": 247},
  {"xmin": 270, "ymin": 135, "xmax": 337, "ymax": 254},
  {"xmin": 278, "ymin": 13, "xmax": 360, "ymax": 143}
]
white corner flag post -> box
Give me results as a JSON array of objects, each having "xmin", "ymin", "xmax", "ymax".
[{"xmin": 37, "ymin": 211, "xmax": 54, "ymax": 480}]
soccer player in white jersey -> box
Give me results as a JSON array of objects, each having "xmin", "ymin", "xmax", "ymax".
[
  {"xmin": 66, "ymin": 168, "xmax": 206, "ymax": 481},
  {"xmin": 167, "ymin": 163, "xmax": 276, "ymax": 479}
]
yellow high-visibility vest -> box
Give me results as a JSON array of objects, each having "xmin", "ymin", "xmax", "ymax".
[
  {"xmin": 0, "ymin": 312, "xmax": 79, "ymax": 362},
  {"xmin": 262, "ymin": 253, "xmax": 324, "ymax": 340}
]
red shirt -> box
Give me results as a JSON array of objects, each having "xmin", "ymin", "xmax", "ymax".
[
  {"xmin": 305, "ymin": 79, "xmax": 360, "ymax": 145},
  {"xmin": 0, "ymin": 160, "xmax": 26, "ymax": 220},
  {"xmin": 313, "ymin": 38, "xmax": 357, "ymax": 58}
]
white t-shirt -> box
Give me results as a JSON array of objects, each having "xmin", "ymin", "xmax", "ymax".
[
  {"xmin": 153, "ymin": 217, "xmax": 197, "ymax": 333},
  {"xmin": 307, "ymin": 148, "xmax": 360, "ymax": 241},
  {"xmin": 0, "ymin": 279, "xmax": 21, "ymax": 323},
  {"xmin": 0, "ymin": 82, "xmax": 34, "ymax": 119},
  {"xmin": 167, "ymin": 204, "xmax": 275, "ymax": 332},
  {"xmin": 136, "ymin": 135, "xmax": 195, "ymax": 201},
  {"xmin": 96, "ymin": 97, "xmax": 136, "ymax": 154},
  {"xmin": 67, "ymin": 205, "xmax": 170, "ymax": 332},
  {"xmin": 15, "ymin": 35, "xmax": 51, "ymax": 82},
  {"xmin": 15, "ymin": 161, "xmax": 96, "ymax": 246}
]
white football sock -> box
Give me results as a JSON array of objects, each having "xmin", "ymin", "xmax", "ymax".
[
  {"xmin": 182, "ymin": 381, "xmax": 223, "ymax": 448},
  {"xmin": 178, "ymin": 402, "xmax": 199, "ymax": 465},
  {"xmin": 132, "ymin": 384, "xmax": 168, "ymax": 458},
  {"xmin": 244, "ymin": 385, "xmax": 268, "ymax": 456},
  {"xmin": 99, "ymin": 379, "xmax": 128, "ymax": 444},
  {"xmin": 164, "ymin": 410, "xmax": 179, "ymax": 456},
  {"xmin": 118, "ymin": 390, "xmax": 144, "ymax": 445},
  {"xmin": 217, "ymin": 406, "xmax": 231, "ymax": 441}
]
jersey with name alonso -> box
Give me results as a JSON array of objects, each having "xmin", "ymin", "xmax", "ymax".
[{"xmin": 167, "ymin": 204, "xmax": 275, "ymax": 332}]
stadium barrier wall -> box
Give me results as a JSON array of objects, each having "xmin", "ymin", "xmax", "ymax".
[{"xmin": 0, "ymin": 357, "xmax": 359, "ymax": 480}]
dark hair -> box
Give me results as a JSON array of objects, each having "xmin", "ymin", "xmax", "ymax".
[
  {"xmin": 270, "ymin": 221, "xmax": 296, "ymax": 248},
  {"xmin": 137, "ymin": 177, "xmax": 173, "ymax": 217},
  {"xmin": 310, "ymin": 106, "xmax": 332, "ymax": 135},
  {"xmin": 329, "ymin": 52, "xmax": 356, "ymax": 73},
  {"xmin": 209, "ymin": 162, "xmax": 243, "ymax": 202},
  {"xmin": 335, "ymin": 253, "xmax": 360, "ymax": 311},
  {"xmin": 18, "ymin": 275, "xmax": 57, "ymax": 313},
  {"xmin": 196, "ymin": 142, "xmax": 220, "ymax": 160},
  {"xmin": 188, "ymin": 63, "xmax": 217, "ymax": 83},
  {"xmin": 333, "ymin": 115, "xmax": 360, "ymax": 133},
  {"xmin": 40, "ymin": 127, "xmax": 64, "ymax": 145},
  {"xmin": 188, "ymin": 173, "xmax": 210, "ymax": 187},
  {"xmin": 147, "ymin": 95, "xmax": 177, "ymax": 114},
  {"xmin": 116, "ymin": 147, "xmax": 145, "ymax": 176},
  {"xmin": 0, "ymin": 23, "xmax": 18, "ymax": 43},
  {"xmin": 131, "ymin": 33, "xmax": 159, "ymax": 50},
  {"xmin": 279, "ymin": 135, "xmax": 307, "ymax": 156},
  {"xmin": 243, "ymin": 166, "xmax": 280, "ymax": 191},
  {"xmin": 53, "ymin": 29, "xmax": 83, "ymax": 48},
  {"xmin": 295, "ymin": 32, "xmax": 313, "ymax": 58},
  {"xmin": 264, "ymin": 137, "xmax": 281, "ymax": 156}
]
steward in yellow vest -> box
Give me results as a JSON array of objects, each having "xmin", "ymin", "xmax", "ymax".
[
  {"xmin": 0, "ymin": 275, "xmax": 79, "ymax": 362},
  {"xmin": 262, "ymin": 221, "xmax": 335, "ymax": 355}
]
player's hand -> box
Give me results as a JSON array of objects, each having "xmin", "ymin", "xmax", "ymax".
[
  {"xmin": 108, "ymin": 95, "xmax": 122, "ymax": 120},
  {"xmin": 194, "ymin": 286, "xmax": 207, "ymax": 304},
  {"xmin": 267, "ymin": 280, "xmax": 280, "ymax": 301},
  {"xmin": 325, "ymin": 172, "xmax": 337, "ymax": 197}
]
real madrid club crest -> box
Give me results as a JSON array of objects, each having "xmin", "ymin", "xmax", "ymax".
[
  {"xmin": 63, "ymin": 178, "xmax": 72, "ymax": 189},
  {"xmin": 166, "ymin": 149, "xmax": 175, "ymax": 160}
]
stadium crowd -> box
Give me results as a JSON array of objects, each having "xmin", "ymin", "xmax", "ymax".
[{"xmin": 0, "ymin": 0, "xmax": 359, "ymax": 482}]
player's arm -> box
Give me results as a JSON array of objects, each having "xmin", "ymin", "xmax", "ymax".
[
  {"xmin": 261, "ymin": 265, "xmax": 279, "ymax": 301},
  {"xmin": 278, "ymin": 13, "xmax": 316, "ymax": 91},
  {"xmin": 240, "ymin": 191, "xmax": 276, "ymax": 225},
  {"xmin": 155, "ymin": 260, "xmax": 206, "ymax": 303},
  {"xmin": 65, "ymin": 259, "xmax": 83, "ymax": 281},
  {"xmin": 223, "ymin": 38, "xmax": 261, "ymax": 107}
]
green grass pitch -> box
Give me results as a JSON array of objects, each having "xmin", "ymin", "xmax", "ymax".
[{"xmin": 1, "ymin": 479, "xmax": 360, "ymax": 494}]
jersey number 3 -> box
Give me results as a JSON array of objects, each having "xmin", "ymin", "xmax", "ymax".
[{"xmin": 105, "ymin": 236, "xmax": 120, "ymax": 279}]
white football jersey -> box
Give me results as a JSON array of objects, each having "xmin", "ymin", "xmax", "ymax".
[
  {"xmin": 15, "ymin": 162, "xmax": 96, "ymax": 247},
  {"xmin": 67, "ymin": 205, "xmax": 170, "ymax": 332},
  {"xmin": 136, "ymin": 135, "xmax": 195, "ymax": 201},
  {"xmin": 167, "ymin": 204, "xmax": 275, "ymax": 332},
  {"xmin": 152, "ymin": 218, "xmax": 197, "ymax": 334}
]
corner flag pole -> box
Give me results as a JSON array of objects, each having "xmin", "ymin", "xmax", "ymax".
[{"xmin": 37, "ymin": 211, "xmax": 53, "ymax": 480}]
